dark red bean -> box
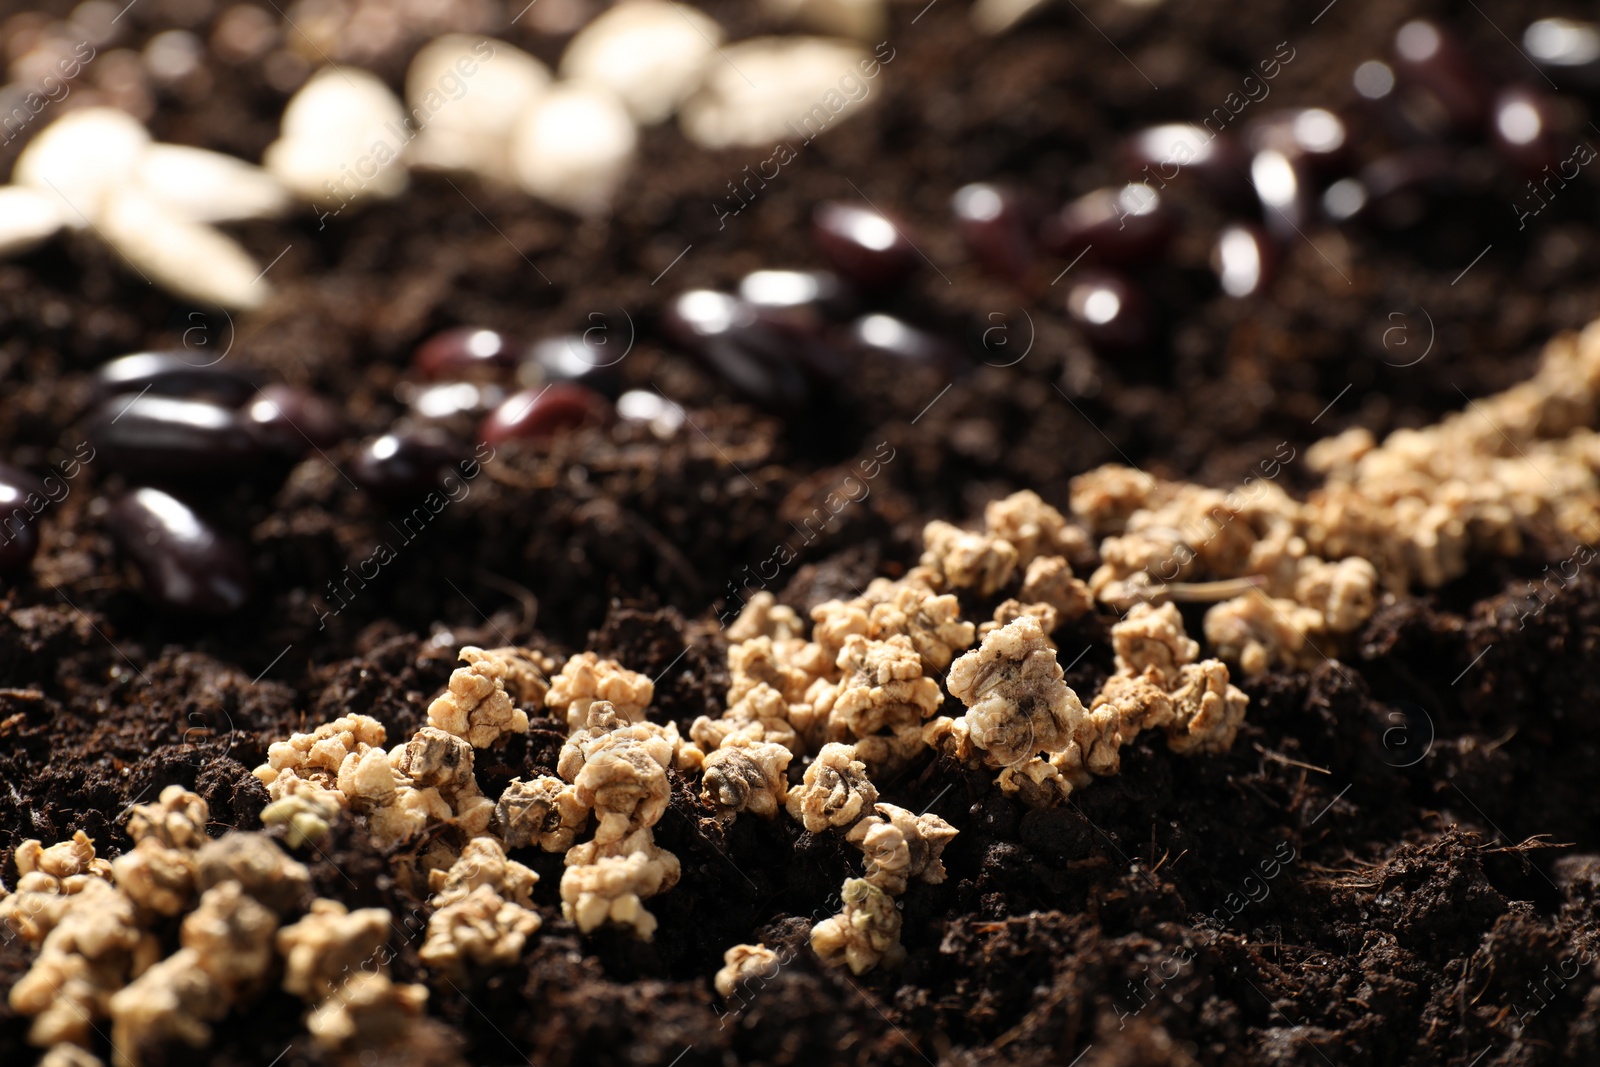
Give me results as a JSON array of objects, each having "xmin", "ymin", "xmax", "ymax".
[
  {"xmin": 245, "ymin": 384, "xmax": 348, "ymax": 455},
  {"xmin": 107, "ymin": 488, "xmax": 252, "ymax": 614},
  {"xmin": 1247, "ymin": 109, "xmax": 1348, "ymax": 170},
  {"xmin": 1211, "ymin": 224, "xmax": 1275, "ymax": 298},
  {"xmin": 1065, "ymin": 271, "xmax": 1149, "ymax": 353},
  {"xmin": 616, "ymin": 390, "xmax": 687, "ymax": 436},
  {"xmin": 811, "ymin": 202, "xmax": 920, "ymax": 290},
  {"xmin": 1491, "ymin": 86, "xmax": 1564, "ymax": 175},
  {"xmin": 84, "ymin": 395, "xmax": 270, "ymax": 482},
  {"xmin": 351, "ymin": 429, "xmax": 469, "ymax": 501},
  {"xmin": 737, "ymin": 269, "xmax": 852, "ymax": 333},
  {"xmin": 952, "ymin": 183, "xmax": 1036, "ymax": 281},
  {"xmin": 403, "ymin": 381, "xmax": 504, "ymax": 420},
  {"xmin": 1392, "ymin": 19, "xmax": 1492, "ymax": 133},
  {"xmin": 0, "ymin": 470, "xmax": 43, "ymax": 573},
  {"xmin": 412, "ymin": 327, "xmax": 521, "ymax": 381},
  {"xmin": 90, "ymin": 352, "xmax": 259, "ymax": 407},
  {"xmin": 478, "ymin": 383, "xmax": 611, "ymax": 448},
  {"xmin": 662, "ymin": 290, "xmax": 812, "ymax": 409},
  {"xmin": 1249, "ymin": 149, "xmax": 1314, "ymax": 238},
  {"xmin": 1123, "ymin": 125, "xmax": 1252, "ymax": 204},
  {"xmin": 849, "ymin": 313, "xmax": 962, "ymax": 370},
  {"xmin": 525, "ymin": 334, "xmax": 625, "ymax": 396},
  {"xmin": 1042, "ymin": 184, "xmax": 1175, "ymax": 266},
  {"xmin": 1357, "ymin": 147, "xmax": 1458, "ymax": 229}
]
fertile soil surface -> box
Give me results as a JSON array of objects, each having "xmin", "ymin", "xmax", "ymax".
[{"xmin": 3, "ymin": 0, "xmax": 1600, "ymax": 1064}]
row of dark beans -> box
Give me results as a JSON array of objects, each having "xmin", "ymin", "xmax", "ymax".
[
  {"xmin": 390, "ymin": 21, "xmax": 1585, "ymax": 424},
  {"xmin": 1, "ymin": 334, "xmax": 685, "ymax": 612},
  {"xmin": 71, "ymin": 353, "xmax": 355, "ymax": 613},
  {"xmin": 766, "ymin": 19, "xmax": 1592, "ymax": 360}
]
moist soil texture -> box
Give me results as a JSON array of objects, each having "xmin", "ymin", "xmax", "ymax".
[{"xmin": 3, "ymin": 0, "xmax": 1600, "ymax": 1064}]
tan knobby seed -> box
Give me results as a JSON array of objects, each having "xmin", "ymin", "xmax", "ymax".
[
  {"xmin": 810, "ymin": 877, "xmax": 903, "ymax": 975},
  {"xmin": 546, "ymin": 651, "xmax": 655, "ymax": 732},
  {"xmin": 785, "ymin": 742, "xmax": 879, "ymax": 832},
  {"xmin": 845, "ymin": 803, "xmax": 958, "ymax": 895},
  {"xmin": 944, "ymin": 616, "xmax": 1085, "ymax": 768},
  {"xmin": 426, "ymin": 646, "xmax": 530, "ymax": 748}
]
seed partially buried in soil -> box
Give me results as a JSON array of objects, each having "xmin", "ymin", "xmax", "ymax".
[
  {"xmin": 107, "ymin": 487, "xmax": 253, "ymax": 613},
  {"xmin": 1042, "ymin": 183, "xmax": 1176, "ymax": 267},
  {"xmin": 662, "ymin": 289, "xmax": 813, "ymax": 409},
  {"xmin": 811, "ymin": 201, "xmax": 921, "ymax": 290},
  {"xmin": 0, "ymin": 464, "xmax": 47, "ymax": 573},
  {"xmin": 848, "ymin": 312, "xmax": 964, "ymax": 372},
  {"xmin": 412, "ymin": 326, "xmax": 524, "ymax": 381},
  {"xmin": 84, "ymin": 394, "xmax": 270, "ymax": 482},
  {"xmin": 89, "ymin": 351, "xmax": 261, "ymax": 408},
  {"xmin": 952, "ymin": 182, "xmax": 1036, "ymax": 282},
  {"xmin": 245, "ymin": 384, "xmax": 349, "ymax": 456},
  {"xmin": 351, "ymin": 428, "xmax": 470, "ymax": 501},
  {"xmin": 1064, "ymin": 270, "xmax": 1149, "ymax": 353},
  {"xmin": 478, "ymin": 383, "xmax": 612, "ymax": 447}
]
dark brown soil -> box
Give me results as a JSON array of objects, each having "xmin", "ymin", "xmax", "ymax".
[{"xmin": 3, "ymin": 0, "xmax": 1600, "ymax": 1064}]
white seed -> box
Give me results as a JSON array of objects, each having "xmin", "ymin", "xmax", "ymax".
[
  {"xmin": 679, "ymin": 36, "xmax": 872, "ymax": 150},
  {"xmin": 762, "ymin": 0, "xmax": 886, "ymax": 43},
  {"xmin": 98, "ymin": 188, "xmax": 270, "ymax": 310},
  {"xmin": 407, "ymin": 35, "xmax": 551, "ymax": 183},
  {"xmin": 559, "ymin": 1, "xmax": 724, "ymax": 126},
  {"xmin": 13, "ymin": 106, "xmax": 151, "ymax": 228},
  {"xmin": 510, "ymin": 83, "xmax": 637, "ymax": 215},
  {"xmin": 135, "ymin": 144, "xmax": 292, "ymax": 223},
  {"xmin": 263, "ymin": 66, "xmax": 409, "ymax": 207},
  {"xmin": 970, "ymin": 0, "xmax": 1052, "ymax": 35},
  {"xmin": 0, "ymin": 186, "xmax": 64, "ymax": 257}
]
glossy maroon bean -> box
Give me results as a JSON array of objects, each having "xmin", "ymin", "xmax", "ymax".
[
  {"xmin": 1123, "ymin": 124, "xmax": 1252, "ymax": 203},
  {"xmin": 737, "ymin": 269, "xmax": 852, "ymax": 333},
  {"xmin": 403, "ymin": 381, "xmax": 504, "ymax": 420},
  {"xmin": 1211, "ymin": 224, "xmax": 1275, "ymax": 298},
  {"xmin": 351, "ymin": 429, "xmax": 469, "ymax": 500},
  {"xmin": 616, "ymin": 390, "xmax": 687, "ymax": 437},
  {"xmin": 811, "ymin": 202, "xmax": 920, "ymax": 289},
  {"xmin": 1358, "ymin": 147, "xmax": 1458, "ymax": 229},
  {"xmin": 849, "ymin": 314, "xmax": 962, "ymax": 370},
  {"xmin": 1491, "ymin": 86, "xmax": 1564, "ymax": 175},
  {"xmin": 0, "ymin": 469, "xmax": 44, "ymax": 573},
  {"xmin": 84, "ymin": 395, "xmax": 269, "ymax": 481},
  {"xmin": 662, "ymin": 290, "xmax": 812, "ymax": 409},
  {"xmin": 952, "ymin": 183, "xmax": 1036, "ymax": 281},
  {"xmin": 412, "ymin": 327, "xmax": 521, "ymax": 381},
  {"xmin": 1250, "ymin": 149, "xmax": 1314, "ymax": 238},
  {"xmin": 245, "ymin": 384, "xmax": 348, "ymax": 455},
  {"xmin": 90, "ymin": 352, "xmax": 259, "ymax": 407},
  {"xmin": 1392, "ymin": 19, "xmax": 1492, "ymax": 132},
  {"xmin": 478, "ymin": 383, "xmax": 611, "ymax": 448},
  {"xmin": 1065, "ymin": 271, "xmax": 1149, "ymax": 353},
  {"xmin": 1248, "ymin": 108, "xmax": 1348, "ymax": 170},
  {"xmin": 107, "ymin": 488, "xmax": 252, "ymax": 614},
  {"xmin": 525, "ymin": 334, "xmax": 625, "ymax": 396},
  {"xmin": 1042, "ymin": 184, "xmax": 1175, "ymax": 266}
]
